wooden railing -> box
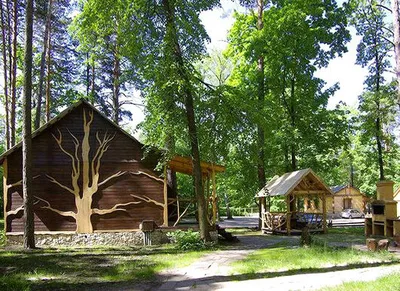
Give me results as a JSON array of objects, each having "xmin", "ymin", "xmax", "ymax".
[{"xmin": 262, "ymin": 212, "xmax": 287, "ymax": 232}]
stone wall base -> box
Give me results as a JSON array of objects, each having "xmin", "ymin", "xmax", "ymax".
[{"xmin": 6, "ymin": 230, "xmax": 218, "ymax": 247}]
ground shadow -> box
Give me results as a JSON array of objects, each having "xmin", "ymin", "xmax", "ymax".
[{"xmin": 156, "ymin": 261, "xmax": 400, "ymax": 290}]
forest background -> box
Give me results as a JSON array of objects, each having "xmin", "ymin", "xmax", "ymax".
[{"xmin": 1, "ymin": 0, "xmax": 400, "ymax": 217}]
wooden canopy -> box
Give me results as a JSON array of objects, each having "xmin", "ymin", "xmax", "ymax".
[
  {"xmin": 168, "ymin": 155, "xmax": 225, "ymax": 176},
  {"xmin": 256, "ymin": 168, "xmax": 333, "ymax": 198}
]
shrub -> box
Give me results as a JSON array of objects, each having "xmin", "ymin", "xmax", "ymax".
[{"xmin": 167, "ymin": 229, "xmax": 207, "ymax": 251}]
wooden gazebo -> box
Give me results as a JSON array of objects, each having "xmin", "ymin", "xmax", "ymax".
[
  {"xmin": 166, "ymin": 156, "xmax": 225, "ymax": 226},
  {"xmin": 256, "ymin": 168, "xmax": 333, "ymax": 235}
]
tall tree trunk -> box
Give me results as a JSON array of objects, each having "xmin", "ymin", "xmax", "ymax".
[
  {"xmin": 45, "ymin": 4, "xmax": 52, "ymax": 123},
  {"xmin": 10, "ymin": 0, "xmax": 17, "ymax": 146},
  {"xmin": 112, "ymin": 44, "xmax": 120, "ymax": 124},
  {"xmin": 35, "ymin": 0, "xmax": 52, "ymax": 129},
  {"xmin": 290, "ymin": 78, "xmax": 297, "ymax": 171},
  {"xmin": 224, "ymin": 194, "xmax": 233, "ymax": 220},
  {"xmin": 6, "ymin": 0, "xmax": 12, "ymax": 128},
  {"xmin": 392, "ymin": 0, "xmax": 400, "ymax": 106},
  {"xmin": 1, "ymin": 1, "xmax": 10, "ymax": 149},
  {"xmin": 23, "ymin": 0, "xmax": 35, "ymax": 249},
  {"xmin": 374, "ymin": 36, "xmax": 384, "ymax": 181},
  {"xmin": 91, "ymin": 63, "xmax": 95, "ymax": 97},
  {"xmin": 350, "ymin": 163, "xmax": 354, "ymax": 187},
  {"xmin": 162, "ymin": 0, "xmax": 210, "ymax": 241},
  {"xmin": 376, "ymin": 112, "xmax": 384, "ymax": 180},
  {"xmin": 86, "ymin": 53, "xmax": 90, "ymax": 96},
  {"xmin": 256, "ymin": 0, "xmax": 266, "ymax": 228}
]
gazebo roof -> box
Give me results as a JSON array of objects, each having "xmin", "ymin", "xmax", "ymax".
[
  {"xmin": 168, "ymin": 155, "xmax": 225, "ymax": 176},
  {"xmin": 256, "ymin": 168, "xmax": 333, "ymax": 197}
]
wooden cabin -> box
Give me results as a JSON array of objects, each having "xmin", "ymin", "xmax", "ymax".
[
  {"xmin": 1, "ymin": 100, "xmax": 225, "ymax": 234},
  {"xmin": 327, "ymin": 185, "xmax": 367, "ymax": 217},
  {"xmin": 256, "ymin": 168, "xmax": 333, "ymax": 235},
  {"xmin": 393, "ymin": 187, "xmax": 400, "ymax": 218}
]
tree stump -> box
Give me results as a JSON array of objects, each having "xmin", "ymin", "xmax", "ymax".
[
  {"xmin": 377, "ymin": 239, "xmax": 389, "ymax": 251},
  {"xmin": 366, "ymin": 238, "xmax": 377, "ymax": 251},
  {"xmin": 300, "ymin": 226, "xmax": 312, "ymax": 247}
]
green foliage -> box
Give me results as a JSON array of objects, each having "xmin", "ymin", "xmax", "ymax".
[
  {"xmin": 270, "ymin": 197, "xmax": 286, "ymax": 212},
  {"xmin": 167, "ymin": 229, "xmax": 210, "ymax": 251},
  {"xmin": 215, "ymin": 0, "xmax": 351, "ymax": 209}
]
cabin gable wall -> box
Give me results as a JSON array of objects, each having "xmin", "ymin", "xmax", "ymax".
[{"xmin": 4, "ymin": 104, "xmax": 163, "ymax": 233}]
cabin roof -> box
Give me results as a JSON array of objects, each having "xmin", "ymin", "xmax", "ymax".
[
  {"xmin": 168, "ymin": 155, "xmax": 225, "ymax": 176},
  {"xmin": 256, "ymin": 168, "xmax": 333, "ymax": 197},
  {"xmin": 330, "ymin": 185, "xmax": 347, "ymax": 194},
  {"xmin": 0, "ymin": 99, "xmax": 143, "ymax": 164},
  {"xmin": 330, "ymin": 185, "xmax": 365, "ymax": 196}
]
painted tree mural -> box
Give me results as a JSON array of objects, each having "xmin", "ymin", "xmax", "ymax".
[
  {"xmin": 4, "ymin": 108, "xmax": 170, "ymax": 233},
  {"xmin": 34, "ymin": 109, "xmax": 153, "ymax": 233}
]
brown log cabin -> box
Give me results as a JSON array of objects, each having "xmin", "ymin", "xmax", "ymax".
[{"xmin": 1, "ymin": 100, "xmax": 224, "ymax": 234}]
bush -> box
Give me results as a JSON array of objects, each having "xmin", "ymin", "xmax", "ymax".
[{"xmin": 167, "ymin": 229, "xmax": 207, "ymax": 251}]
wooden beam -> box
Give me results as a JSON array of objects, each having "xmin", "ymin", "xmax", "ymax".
[
  {"xmin": 292, "ymin": 190, "xmax": 325, "ymax": 195},
  {"xmin": 286, "ymin": 195, "xmax": 291, "ymax": 235},
  {"xmin": 322, "ymin": 191, "xmax": 327, "ymax": 233},
  {"xmin": 211, "ymin": 166, "xmax": 217, "ymax": 225},
  {"xmin": 3, "ymin": 158, "xmax": 7, "ymax": 232},
  {"xmin": 163, "ymin": 166, "xmax": 168, "ymax": 227}
]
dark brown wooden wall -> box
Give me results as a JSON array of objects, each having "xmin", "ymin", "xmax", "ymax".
[{"xmin": 5, "ymin": 103, "xmax": 164, "ymax": 232}]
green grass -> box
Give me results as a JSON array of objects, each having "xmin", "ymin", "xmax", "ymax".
[
  {"xmin": 0, "ymin": 245, "xmax": 208, "ymax": 290},
  {"xmin": 319, "ymin": 272, "xmax": 400, "ymax": 291},
  {"xmin": 231, "ymin": 242, "xmax": 399, "ymax": 278}
]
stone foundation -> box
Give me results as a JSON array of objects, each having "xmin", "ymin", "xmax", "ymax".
[{"xmin": 6, "ymin": 230, "xmax": 218, "ymax": 247}]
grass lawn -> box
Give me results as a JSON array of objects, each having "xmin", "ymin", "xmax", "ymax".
[
  {"xmin": 0, "ymin": 244, "xmax": 208, "ymax": 290},
  {"xmin": 231, "ymin": 227, "xmax": 400, "ymax": 279},
  {"xmin": 318, "ymin": 227, "xmax": 367, "ymax": 245},
  {"xmin": 319, "ymin": 272, "xmax": 400, "ymax": 291}
]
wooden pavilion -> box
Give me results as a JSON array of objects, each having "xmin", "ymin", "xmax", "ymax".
[
  {"xmin": 167, "ymin": 156, "xmax": 225, "ymax": 226},
  {"xmin": 256, "ymin": 168, "xmax": 333, "ymax": 235}
]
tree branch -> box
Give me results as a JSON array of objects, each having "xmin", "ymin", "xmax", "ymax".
[
  {"xmin": 173, "ymin": 203, "xmax": 193, "ymax": 227},
  {"xmin": 92, "ymin": 131, "xmax": 116, "ymax": 176},
  {"xmin": 52, "ymin": 128, "xmax": 80, "ymax": 189},
  {"xmin": 129, "ymin": 171, "xmax": 164, "ymax": 183},
  {"xmin": 46, "ymin": 174, "xmax": 76, "ymax": 196},
  {"xmin": 7, "ymin": 175, "xmax": 40, "ymax": 189},
  {"xmin": 92, "ymin": 201, "xmax": 142, "ymax": 215},
  {"xmin": 7, "ymin": 205, "xmax": 24, "ymax": 216},
  {"xmin": 130, "ymin": 194, "xmax": 164, "ymax": 207},
  {"xmin": 98, "ymin": 171, "xmax": 127, "ymax": 187},
  {"xmin": 6, "ymin": 199, "xmax": 40, "ymax": 216},
  {"xmin": 376, "ymin": 3, "xmax": 392, "ymax": 13},
  {"xmin": 34, "ymin": 196, "xmax": 77, "ymax": 219}
]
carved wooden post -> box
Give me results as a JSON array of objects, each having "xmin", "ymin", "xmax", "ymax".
[
  {"xmin": 322, "ymin": 191, "xmax": 327, "ymax": 233},
  {"xmin": 286, "ymin": 194, "xmax": 291, "ymax": 235},
  {"xmin": 163, "ymin": 165, "xmax": 168, "ymax": 227},
  {"xmin": 3, "ymin": 157, "xmax": 7, "ymax": 231},
  {"xmin": 212, "ymin": 166, "xmax": 217, "ymax": 225}
]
